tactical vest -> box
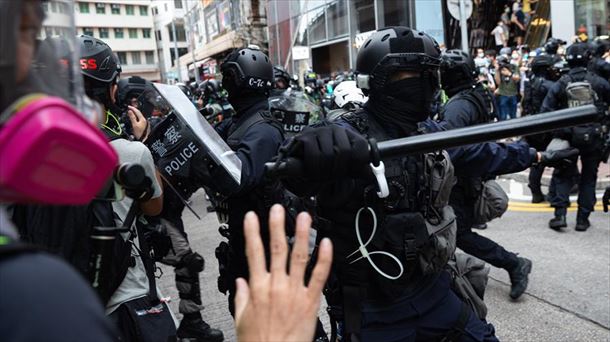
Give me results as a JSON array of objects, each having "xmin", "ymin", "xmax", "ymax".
[
  {"xmin": 439, "ymin": 85, "xmax": 497, "ymax": 124},
  {"xmin": 560, "ymin": 72, "xmax": 606, "ymax": 151},
  {"xmin": 334, "ymin": 110, "xmax": 457, "ymax": 292}
]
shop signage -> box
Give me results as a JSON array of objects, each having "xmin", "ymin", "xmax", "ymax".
[{"xmin": 355, "ymin": 30, "xmax": 375, "ymax": 49}]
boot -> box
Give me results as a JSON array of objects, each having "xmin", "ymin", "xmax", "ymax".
[
  {"xmin": 471, "ymin": 223, "xmax": 488, "ymax": 230},
  {"xmin": 531, "ymin": 191, "xmax": 546, "ymax": 203},
  {"xmin": 508, "ymin": 257, "xmax": 532, "ymax": 300},
  {"xmin": 548, "ymin": 215, "xmax": 567, "ymax": 230},
  {"xmin": 177, "ymin": 313, "xmax": 224, "ymax": 342},
  {"xmin": 575, "ymin": 217, "xmax": 591, "ymax": 232}
]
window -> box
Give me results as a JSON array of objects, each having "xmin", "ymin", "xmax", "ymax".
[
  {"xmin": 50, "ymin": 1, "xmax": 57, "ymax": 12},
  {"xmin": 169, "ymin": 24, "xmax": 187, "ymax": 42},
  {"xmin": 381, "ymin": 0, "xmax": 409, "ymax": 27},
  {"xmin": 131, "ymin": 52, "xmax": 141, "ymax": 65},
  {"xmin": 174, "ymin": 0, "xmax": 183, "ymax": 9},
  {"xmin": 111, "ymin": 4, "xmax": 120, "ymax": 15},
  {"xmin": 78, "ymin": 2, "xmax": 90, "ymax": 13},
  {"xmin": 351, "ymin": 0, "xmax": 375, "ymax": 33},
  {"xmin": 143, "ymin": 29, "xmax": 152, "ymax": 38},
  {"xmin": 114, "ymin": 28, "xmax": 124, "ymax": 38},
  {"xmin": 83, "ymin": 27, "xmax": 94, "ymax": 36},
  {"xmin": 140, "ymin": 5, "xmax": 148, "ymax": 16},
  {"xmin": 152, "ymin": 7, "xmax": 158, "ymax": 15},
  {"xmin": 42, "ymin": 2, "xmax": 49, "ymax": 13},
  {"xmin": 155, "ymin": 30, "xmax": 162, "ymax": 41},
  {"xmin": 145, "ymin": 51, "xmax": 155, "ymax": 64},
  {"xmin": 170, "ymin": 48, "xmax": 188, "ymax": 66},
  {"xmin": 164, "ymin": 4, "xmax": 168, "ymax": 12},
  {"xmin": 328, "ymin": 0, "xmax": 348, "ymax": 38},
  {"xmin": 116, "ymin": 52, "xmax": 127, "ymax": 65},
  {"xmin": 126, "ymin": 5, "xmax": 134, "ymax": 15},
  {"xmin": 58, "ymin": 2, "xmax": 68, "ymax": 14},
  {"xmin": 99, "ymin": 27, "xmax": 109, "ymax": 39},
  {"xmin": 129, "ymin": 28, "xmax": 138, "ymax": 38},
  {"xmin": 96, "ymin": 3, "xmax": 105, "ymax": 14}
]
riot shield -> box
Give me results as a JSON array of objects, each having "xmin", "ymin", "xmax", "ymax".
[
  {"xmin": 140, "ymin": 83, "xmax": 241, "ymax": 189},
  {"xmin": 269, "ymin": 89, "xmax": 323, "ymax": 135}
]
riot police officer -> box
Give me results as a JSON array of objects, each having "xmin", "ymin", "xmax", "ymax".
[
  {"xmin": 522, "ymin": 54, "xmax": 557, "ymax": 202},
  {"xmin": 211, "ymin": 45, "xmax": 285, "ymax": 314},
  {"xmin": 588, "ymin": 38, "xmax": 610, "ymax": 81},
  {"xmin": 272, "ymin": 65, "xmax": 291, "ymax": 96},
  {"xmin": 279, "ymin": 27, "xmax": 554, "ymax": 341},
  {"xmin": 542, "ymin": 42, "xmax": 610, "ymax": 231},
  {"xmin": 440, "ymin": 49, "xmax": 533, "ymax": 300}
]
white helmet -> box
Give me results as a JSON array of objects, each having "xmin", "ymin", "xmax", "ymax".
[{"xmin": 332, "ymin": 81, "xmax": 367, "ymax": 109}]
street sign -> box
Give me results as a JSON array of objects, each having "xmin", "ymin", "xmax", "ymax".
[
  {"xmin": 292, "ymin": 46, "xmax": 310, "ymax": 60},
  {"xmin": 447, "ymin": 0, "xmax": 473, "ymax": 20}
]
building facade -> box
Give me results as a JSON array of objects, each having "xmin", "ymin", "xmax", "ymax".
[
  {"xmin": 175, "ymin": 0, "xmax": 269, "ymax": 83},
  {"xmin": 151, "ymin": 0, "xmax": 189, "ymax": 83},
  {"xmin": 70, "ymin": 0, "xmax": 161, "ymax": 80},
  {"xmin": 266, "ymin": 0, "xmax": 444, "ymax": 80}
]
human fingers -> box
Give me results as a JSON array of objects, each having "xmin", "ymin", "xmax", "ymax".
[
  {"xmin": 307, "ymin": 238, "xmax": 333, "ymax": 298},
  {"xmin": 289, "ymin": 212, "xmax": 312, "ymax": 287},
  {"xmin": 244, "ymin": 211, "xmax": 266, "ymax": 283},
  {"xmin": 127, "ymin": 105, "xmax": 144, "ymax": 121},
  {"xmin": 269, "ymin": 204, "xmax": 289, "ymax": 277},
  {"xmin": 234, "ymin": 277, "xmax": 250, "ymax": 324}
]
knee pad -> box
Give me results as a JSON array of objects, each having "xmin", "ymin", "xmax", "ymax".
[{"xmin": 179, "ymin": 251, "xmax": 205, "ymax": 273}]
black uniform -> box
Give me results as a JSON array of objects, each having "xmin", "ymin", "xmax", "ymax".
[
  {"xmin": 211, "ymin": 47, "xmax": 285, "ymax": 315},
  {"xmin": 281, "ymin": 28, "xmax": 554, "ymax": 341},
  {"xmin": 440, "ymin": 49, "xmax": 533, "ymax": 300},
  {"xmin": 541, "ymin": 64, "xmax": 610, "ymax": 229},
  {"xmin": 523, "ymin": 74, "xmax": 555, "ymax": 202}
]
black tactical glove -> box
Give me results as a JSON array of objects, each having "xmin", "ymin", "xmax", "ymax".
[
  {"xmin": 603, "ymin": 186, "xmax": 610, "ymax": 213},
  {"xmin": 289, "ymin": 125, "xmax": 369, "ymax": 180},
  {"xmin": 538, "ymin": 147, "xmax": 580, "ymax": 168}
]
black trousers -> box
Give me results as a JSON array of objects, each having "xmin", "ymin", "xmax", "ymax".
[
  {"xmin": 528, "ymin": 164, "xmax": 545, "ymax": 194},
  {"xmin": 549, "ymin": 153, "xmax": 602, "ymax": 218},
  {"xmin": 451, "ymin": 186, "xmax": 519, "ymax": 271}
]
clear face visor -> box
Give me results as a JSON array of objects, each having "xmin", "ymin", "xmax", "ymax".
[{"xmin": 0, "ymin": 1, "xmax": 99, "ymax": 122}]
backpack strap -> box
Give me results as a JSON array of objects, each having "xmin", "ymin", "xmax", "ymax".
[
  {"xmin": 227, "ymin": 110, "xmax": 283, "ymax": 147},
  {"xmin": 135, "ymin": 222, "xmax": 161, "ymax": 303}
]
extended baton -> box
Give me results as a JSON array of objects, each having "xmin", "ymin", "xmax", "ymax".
[{"xmin": 265, "ymin": 105, "xmax": 600, "ymax": 194}]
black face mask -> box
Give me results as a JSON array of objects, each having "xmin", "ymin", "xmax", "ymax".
[
  {"xmin": 367, "ymin": 77, "xmax": 431, "ymax": 136},
  {"xmin": 223, "ymin": 70, "xmax": 267, "ymax": 114}
]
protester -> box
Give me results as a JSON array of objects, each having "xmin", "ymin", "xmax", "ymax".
[
  {"xmin": 235, "ymin": 205, "xmax": 332, "ymax": 342},
  {"xmin": 495, "ymin": 58, "xmax": 521, "ymax": 120}
]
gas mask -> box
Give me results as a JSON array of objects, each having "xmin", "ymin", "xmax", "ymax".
[{"xmin": 0, "ymin": 1, "xmax": 117, "ymax": 204}]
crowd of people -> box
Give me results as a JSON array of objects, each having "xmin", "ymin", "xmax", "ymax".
[{"xmin": 1, "ymin": 1, "xmax": 610, "ymax": 342}]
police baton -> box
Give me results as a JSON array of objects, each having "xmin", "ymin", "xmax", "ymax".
[{"xmin": 266, "ymin": 104, "xmax": 599, "ymax": 180}]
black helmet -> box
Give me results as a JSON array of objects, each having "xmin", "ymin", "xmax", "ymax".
[
  {"xmin": 589, "ymin": 38, "xmax": 610, "ymax": 58},
  {"xmin": 530, "ymin": 54, "xmax": 554, "ymax": 75},
  {"xmin": 220, "ymin": 45, "xmax": 273, "ymax": 92},
  {"xmin": 175, "ymin": 82, "xmax": 192, "ymax": 98},
  {"xmin": 440, "ymin": 49, "xmax": 476, "ymax": 96},
  {"xmin": 273, "ymin": 65, "xmax": 291, "ymax": 89},
  {"xmin": 566, "ymin": 42, "xmax": 592, "ymax": 67},
  {"xmin": 199, "ymin": 79, "xmax": 222, "ymax": 100},
  {"xmin": 355, "ymin": 27, "xmax": 441, "ymax": 95},
  {"xmin": 117, "ymin": 76, "xmax": 150, "ymax": 107},
  {"xmin": 543, "ymin": 37, "xmax": 566, "ymax": 55},
  {"xmin": 78, "ymin": 35, "xmax": 119, "ymax": 83}
]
